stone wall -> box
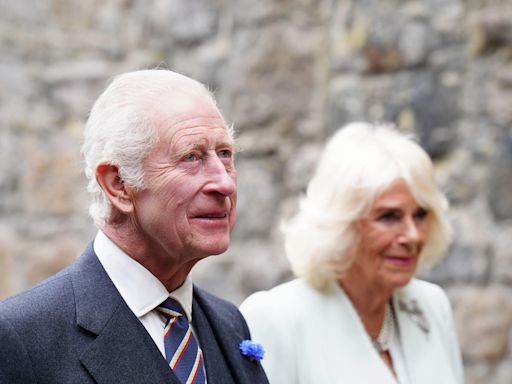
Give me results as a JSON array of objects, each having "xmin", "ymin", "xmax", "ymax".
[{"xmin": 1, "ymin": 0, "xmax": 511, "ymax": 382}]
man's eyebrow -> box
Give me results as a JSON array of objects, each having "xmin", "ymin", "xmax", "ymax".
[
  {"xmin": 168, "ymin": 142, "xmax": 203, "ymax": 161},
  {"xmin": 216, "ymin": 140, "xmax": 235, "ymax": 148},
  {"xmin": 170, "ymin": 136, "xmax": 235, "ymax": 159}
]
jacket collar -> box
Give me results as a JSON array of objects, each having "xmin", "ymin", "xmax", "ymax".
[{"xmin": 70, "ymin": 243, "xmax": 180, "ymax": 384}]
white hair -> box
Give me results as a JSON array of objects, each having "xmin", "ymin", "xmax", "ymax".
[
  {"xmin": 283, "ymin": 122, "xmax": 452, "ymax": 291},
  {"xmin": 81, "ymin": 69, "xmax": 227, "ymax": 226}
]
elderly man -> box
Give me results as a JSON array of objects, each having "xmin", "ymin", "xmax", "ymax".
[{"xmin": 0, "ymin": 70, "xmax": 269, "ymax": 384}]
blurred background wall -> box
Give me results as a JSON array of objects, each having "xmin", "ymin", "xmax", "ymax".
[{"xmin": 1, "ymin": 0, "xmax": 511, "ymax": 382}]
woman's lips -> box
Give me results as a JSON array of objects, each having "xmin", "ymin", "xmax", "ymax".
[{"xmin": 385, "ymin": 256, "xmax": 415, "ymax": 266}]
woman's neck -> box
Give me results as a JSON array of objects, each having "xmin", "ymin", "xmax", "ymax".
[{"xmin": 339, "ymin": 274, "xmax": 393, "ymax": 339}]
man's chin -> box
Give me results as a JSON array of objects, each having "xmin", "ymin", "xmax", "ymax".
[
  {"xmin": 209, "ymin": 244, "xmax": 230, "ymax": 256},
  {"xmin": 198, "ymin": 237, "xmax": 230, "ymax": 257}
]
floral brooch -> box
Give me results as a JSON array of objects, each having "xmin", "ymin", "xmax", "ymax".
[
  {"xmin": 239, "ymin": 339, "xmax": 265, "ymax": 362},
  {"xmin": 398, "ymin": 298, "xmax": 430, "ymax": 335}
]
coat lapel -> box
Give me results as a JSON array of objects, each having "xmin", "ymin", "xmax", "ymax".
[
  {"xmin": 393, "ymin": 290, "xmax": 434, "ymax": 383},
  {"xmin": 71, "ymin": 245, "xmax": 180, "ymax": 384},
  {"xmin": 193, "ymin": 286, "xmax": 268, "ymax": 384},
  {"xmin": 192, "ymin": 297, "xmax": 236, "ymax": 384},
  {"xmin": 317, "ymin": 284, "xmax": 398, "ymax": 383},
  {"xmin": 393, "ymin": 284, "xmax": 459, "ymax": 384}
]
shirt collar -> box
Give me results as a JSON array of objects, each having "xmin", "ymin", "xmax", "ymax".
[{"xmin": 93, "ymin": 230, "xmax": 194, "ymax": 322}]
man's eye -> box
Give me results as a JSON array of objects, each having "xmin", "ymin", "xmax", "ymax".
[
  {"xmin": 218, "ymin": 149, "xmax": 232, "ymax": 159},
  {"xmin": 184, "ymin": 153, "xmax": 198, "ymax": 162}
]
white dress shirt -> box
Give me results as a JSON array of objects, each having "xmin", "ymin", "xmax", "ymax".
[{"xmin": 93, "ymin": 230, "xmax": 194, "ymax": 358}]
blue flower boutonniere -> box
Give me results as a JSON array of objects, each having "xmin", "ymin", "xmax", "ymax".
[{"xmin": 239, "ymin": 339, "xmax": 265, "ymax": 362}]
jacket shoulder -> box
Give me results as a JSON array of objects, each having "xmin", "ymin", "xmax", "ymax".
[
  {"xmin": 0, "ymin": 243, "xmax": 95, "ymax": 326},
  {"xmin": 0, "ymin": 271, "xmax": 73, "ymax": 322},
  {"xmin": 399, "ymin": 278, "xmax": 449, "ymax": 303},
  {"xmin": 240, "ymin": 278, "xmax": 316, "ymax": 315},
  {"xmin": 396, "ymin": 278, "xmax": 453, "ymax": 324},
  {"xmin": 239, "ymin": 278, "xmax": 316, "ymax": 346}
]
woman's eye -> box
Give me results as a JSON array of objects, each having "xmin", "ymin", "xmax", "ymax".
[
  {"xmin": 377, "ymin": 211, "xmax": 400, "ymax": 222},
  {"xmin": 414, "ymin": 208, "xmax": 429, "ymax": 221}
]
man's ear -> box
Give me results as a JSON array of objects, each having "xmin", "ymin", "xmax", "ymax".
[{"xmin": 95, "ymin": 164, "xmax": 135, "ymax": 214}]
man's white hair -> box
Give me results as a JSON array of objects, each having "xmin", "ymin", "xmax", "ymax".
[
  {"xmin": 81, "ymin": 69, "xmax": 226, "ymax": 226},
  {"xmin": 283, "ymin": 122, "xmax": 452, "ymax": 291}
]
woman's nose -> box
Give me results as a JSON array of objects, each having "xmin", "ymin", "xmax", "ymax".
[{"xmin": 398, "ymin": 217, "xmax": 423, "ymax": 246}]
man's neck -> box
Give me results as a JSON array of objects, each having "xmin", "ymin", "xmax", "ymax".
[{"xmin": 100, "ymin": 225, "xmax": 196, "ymax": 292}]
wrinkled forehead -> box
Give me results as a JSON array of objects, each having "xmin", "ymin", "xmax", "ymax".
[
  {"xmin": 154, "ymin": 100, "xmax": 233, "ymax": 155},
  {"xmin": 150, "ymin": 89, "xmax": 228, "ymax": 135},
  {"xmin": 170, "ymin": 125, "xmax": 234, "ymax": 150}
]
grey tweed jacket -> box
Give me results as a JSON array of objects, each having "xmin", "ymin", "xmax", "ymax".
[{"xmin": 0, "ymin": 243, "xmax": 269, "ymax": 384}]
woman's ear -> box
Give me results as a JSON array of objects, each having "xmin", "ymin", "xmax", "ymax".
[{"xmin": 95, "ymin": 164, "xmax": 135, "ymax": 214}]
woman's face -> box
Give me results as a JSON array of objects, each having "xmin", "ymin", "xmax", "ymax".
[{"xmin": 346, "ymin": 179, "xmax": 429, "ymax": 291}]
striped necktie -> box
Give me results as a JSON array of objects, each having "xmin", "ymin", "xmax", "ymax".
[{"xmin": 157, "ymin": 298, "xmax": 206, "ymax": 384}]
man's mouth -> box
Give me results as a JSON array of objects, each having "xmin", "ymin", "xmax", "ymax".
[{"xmin": 194, "ymin": 213, "xmax": 228, "ymax": 219}]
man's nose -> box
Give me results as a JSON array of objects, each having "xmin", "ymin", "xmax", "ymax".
[{"xmin": 203, "ymin": 155, "xmax": 236, "ymax": 196}]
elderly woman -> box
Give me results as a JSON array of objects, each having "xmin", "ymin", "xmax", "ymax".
[{"xmin": 240, "ymin": 123, "xmax": 464, "ymax": 384}]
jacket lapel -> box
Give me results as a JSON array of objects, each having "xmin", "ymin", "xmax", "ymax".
[
  {"xmin": 319, "ymin": 284, "xmax": 397, "ymax": 383},
  {"xmin": 193, "ymin": 286, "xmax": 268, "ymax": 384},
  {"xmin": 192, "ymin": 297, "xmax": 236, "ymax": 384},
  {"xmin": 393, "ymin": 284, "xmax": 458, "ymax": 384},
  {"xmin": 71, "ymin": 245, "xmax": 180, "ymax": 384}
]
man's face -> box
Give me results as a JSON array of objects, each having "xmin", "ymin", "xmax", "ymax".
[{"xmin": 130, "ymin": 95, "xmax": 237, "ymax": 265}]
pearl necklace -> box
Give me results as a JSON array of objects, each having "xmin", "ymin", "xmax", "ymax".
[{"xmin": 372, "ymin": 303, "xmax": 394, "ymax": 352}]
